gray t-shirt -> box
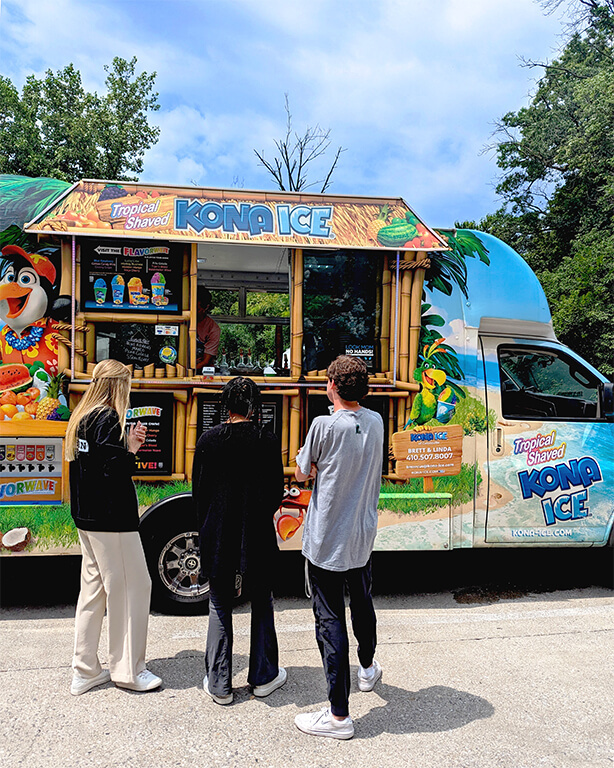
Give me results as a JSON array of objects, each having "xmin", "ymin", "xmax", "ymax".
[{"xmin": 297, "ymin": 407, "xmax": 384, "ymax": 571}]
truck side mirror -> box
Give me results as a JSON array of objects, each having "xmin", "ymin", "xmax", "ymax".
[{"xmin": 599, "ymin": 382, "xmax": 614, "ymax": 419}]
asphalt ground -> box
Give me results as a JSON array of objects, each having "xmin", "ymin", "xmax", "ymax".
[{"xmin": 0, "ymin": 549, "xmax": 613, "ymax": 768}]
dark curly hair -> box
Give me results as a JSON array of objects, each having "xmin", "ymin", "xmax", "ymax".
[
  {"xmin": 327, "ymin": 355, "xmax": 369, "ymax": 401},
  {"xmin": 221, "ymin": 376, "xmax": 263, "ymax": 426}
]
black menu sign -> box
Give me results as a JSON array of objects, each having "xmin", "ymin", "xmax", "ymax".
[
  {"xmin": 81, "ymin": 238, "xmax": 182, "ymax": 313},
  {"xmin": 96, "ymin": 323, "xmax": 179, "ymax": 368},
  {"xmin": 127, "ymin": 392, "xmax": 174, "ymax": 475},
  {"xmin": 196, "ymin": 394, "xmax": 281, "ymax": 440}
]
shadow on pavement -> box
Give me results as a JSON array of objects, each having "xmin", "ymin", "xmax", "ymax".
[
  {"xmin": 353, "ymin": 682, "xmax": 494, "ymax": 738},
  {"xmin": 218, "ymin": 662, "xmax": 494, "ymax": 738}
]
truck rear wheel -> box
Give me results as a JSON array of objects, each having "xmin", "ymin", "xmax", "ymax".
[{"xmin": 139, "ymin": 493, "xmax": 209, "ymax": 615}]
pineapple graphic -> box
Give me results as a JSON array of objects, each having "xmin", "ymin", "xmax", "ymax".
[
  {"xmin": 36, "ymin": 373, "xmax": 66, "ymax": 420},
  {"xmin": 366, "ymin": 204, "xmax": 390, "ymax": 244}
]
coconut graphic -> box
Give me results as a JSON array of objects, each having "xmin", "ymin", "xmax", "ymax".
[{"xmin": 2, "ymin": 527, "xmax": 32, "ymax": 552}]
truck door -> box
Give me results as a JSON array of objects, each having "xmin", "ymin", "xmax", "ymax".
[{"xmin": 481, "ymin": 337, "xmax": 614, "ymax": 544}]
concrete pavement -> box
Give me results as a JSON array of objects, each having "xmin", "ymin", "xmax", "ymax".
[{"xmin": 1, "ymin": 588, "xmax": 613, "ymax": 768}]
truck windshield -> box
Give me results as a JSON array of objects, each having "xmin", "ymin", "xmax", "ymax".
[{"xmin": 498, "ymin": 346, "xmax": 600, "ymax": 420}]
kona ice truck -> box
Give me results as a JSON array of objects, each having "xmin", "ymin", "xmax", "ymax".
[{"xmin": 0, "ymin": 175, "xmax": 612, "ymax": 613}]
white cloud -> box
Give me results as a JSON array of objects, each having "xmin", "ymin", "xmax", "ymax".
[{"xmin": 0, "ymin": 0, "xmax": 570, "ymax": 222}]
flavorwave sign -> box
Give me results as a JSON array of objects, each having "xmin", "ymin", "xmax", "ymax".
[{"xmin": 0, "ymin": 479, "xmax": 59, "ymax": 502}]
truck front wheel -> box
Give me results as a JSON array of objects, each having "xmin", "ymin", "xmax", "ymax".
[{"xmin": 139, "ymin": 493, "xmax": 209, "ymax": 615}]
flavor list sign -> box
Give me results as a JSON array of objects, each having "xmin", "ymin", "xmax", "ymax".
[
  {"xmin": 26, "ymin": 181, "xmax": 450, "ymax": 251},
  {"xmin": 80, "ymin": 239, "xmax": 182, "ymax": 313},
  {"xmin": 127, "ymin": 392, "xmax": 174, "ymax": 475},
  {"xmin": 0, "ymin": 438, "xmax": 63, "ymax": 504},
  {"xmin": 196, "ymin": 395, "xmax": 281, "ymax": 440},
  {"xmin": 392, "ymin": 425, "xmax": 463, "ymax": 479}
]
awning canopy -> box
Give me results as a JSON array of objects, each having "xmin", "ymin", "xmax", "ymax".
[{"xmin": 25, "ymin": 179, "xmax": 449, "ymax": 252}]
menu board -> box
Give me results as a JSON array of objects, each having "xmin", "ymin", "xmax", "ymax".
[
  {"xmin": 126, "ymin": 392, "xmax": 174, "ymax": 475},
  {"xmin": 96, "ymin": 323, "xmax": 179, "ymax": 368},
  {"xmin": 81, "ymin": 238, "xmax": 182, "ymax": 313},
  {"xmin": 0, "ymin": 438, "xmax": 63, "ymax": 505},
  {"xmin": 196, "ymin": 394, "xmax": 281, "ymax": 440}
]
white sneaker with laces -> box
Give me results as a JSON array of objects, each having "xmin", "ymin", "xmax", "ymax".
[
  {"xmin": 70, "ymin": 669, "xmax": 111, "ymax": 696},
  {"xmin": 116, "ymin": 669, "xmax": 162, "ymax": 692},
  {"xmin": 358, "ymin": 659, "xmax": 382, "ymax": 691},
  {"xmin": 203, "ymin": 675, "xmax": 233, "ymax": 705},
  {"xmin": 252, "ymin": 667, "xmax": 287, "ymax": 697},
  {"xmin": 294, "ymin": 707, "xmax": 354, "ymax": 739}
]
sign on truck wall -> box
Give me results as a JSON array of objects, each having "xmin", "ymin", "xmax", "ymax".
[
  {"xmin": 26, "ymin": 181, "xmax": 449, "ymax": 251},
  {"xmin": 80, "ymin": 239, "xmax": 182, "ymax": 314},
  {"xmin": 126, "ymin": 392, "xmax": 174, "ymax": 475},
  {"xmin": 392, "ymin": 425, "xmax": 463, "ymax": 479},
  {"xmin": 0, "ymin": 438, "xmax": 63, "ymax": 504}
]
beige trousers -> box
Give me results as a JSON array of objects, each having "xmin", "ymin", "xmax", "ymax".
[{"xmin": 73, "ymin": 530, "xmax": 152, "ymax": 685}]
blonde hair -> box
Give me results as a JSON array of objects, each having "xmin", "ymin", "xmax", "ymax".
[{"xmin": 65, "ymin": 360, "xmax": 132, "ymax": 461}]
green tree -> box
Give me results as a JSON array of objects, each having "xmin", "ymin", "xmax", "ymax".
[
  {"xmin": 483, "ymin": 0, "xmax": 614, "ymax": 376},
  {"xmin": 0, "ymin": 57, "xmax": 159, "ymax": 182}
]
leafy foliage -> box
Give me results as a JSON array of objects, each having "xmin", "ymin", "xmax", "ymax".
[
  {"xmin": 0, "ymin": 174, "xmax": 71, "ymax": 235},
  {"xmin": 483, "ymin": 1, "xmax": 614, "ymax": 376},
  {"xmin": 427, "ymin": 229, "xmax": 490, "ymax": 298},
  {"xmin": 0, "ymin": 57, "xmax": 159, "ymax": 182}
]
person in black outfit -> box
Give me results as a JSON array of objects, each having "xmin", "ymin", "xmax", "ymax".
[
  {"xmin": 66, "ymin": 359, "xmax": 162, "ymax": 695},
  {"xmin": 192, "ymin": 377, "xmax": 286, "ymax": 704}
]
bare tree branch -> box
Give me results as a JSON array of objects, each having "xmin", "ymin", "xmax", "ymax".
[{"xmin": 254, "ymin": 93, "xmax": 345, "ymax": 192}]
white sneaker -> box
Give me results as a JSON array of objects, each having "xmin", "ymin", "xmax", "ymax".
[
  {"xmin": 294, "ymin": 707, "xmax": 354, "ymax": 739},
  {"xmin": 70, "ymin": 669, "xmax": 111, "ymax": 696},
  {"xmin": 252, "ymin": 667, "xmax": 287, "ymax": 697},
  {"xmin": 203, "ymin": 675, "xmax": 233, "ymax": 705},
  {"xmin": 358, "ymin": 659, "xmax": 382, "ymax": 692},
  {"xmin": 116, "ymin": 669, "xmax": 162, "ymax": 692}
]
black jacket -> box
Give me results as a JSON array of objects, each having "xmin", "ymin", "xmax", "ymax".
[
  {"xmin": 192, "ymin": 421, "xmax": 284, "ymax": 581},
  {"xmin": 69, "ymin": 407, "xmax": 139, "ymax": 532}
]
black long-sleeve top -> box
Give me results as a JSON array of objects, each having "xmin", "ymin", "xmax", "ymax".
[
  {"xmin": 69, "ymin": 407, "xmax": 139, "ymax": 532},
  {"xmin": 192, "ymin": 421, "xmax": 284, "ymax": 581}
]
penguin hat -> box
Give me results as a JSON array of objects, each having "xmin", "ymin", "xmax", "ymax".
[{"xmin": 0, "ymin": 245, "xmax": 58, "ymax": 337}]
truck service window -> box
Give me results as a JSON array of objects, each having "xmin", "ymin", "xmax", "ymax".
[
  {"xmin": 498, "ymin": 346, "xmax": 600, "ymax": 420},
  {"xmin": 197, "ymin": 243, "xmax": 290, "ymax": 373},
  {"xmin": 303, "ymin": 249, "xmax": 380, "ymax": 372}
]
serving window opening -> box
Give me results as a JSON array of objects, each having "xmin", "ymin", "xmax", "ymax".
[{"xmin": 196, "ymin": 243, "xmax": 290, "ymax": 375}]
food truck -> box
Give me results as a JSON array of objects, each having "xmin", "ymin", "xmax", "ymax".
[{"xmin": 0, "ymin": 175, "xmax": 612, "ymax": 613}]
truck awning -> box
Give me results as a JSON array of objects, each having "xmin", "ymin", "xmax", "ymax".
[{"xmin": 24, "ymin": 179, "xmax": 450, "ymax": 252}]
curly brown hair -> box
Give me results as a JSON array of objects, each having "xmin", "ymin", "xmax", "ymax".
[{"xmin": 327, "ymin": 355, "xmax": 369, "ymax": 401}]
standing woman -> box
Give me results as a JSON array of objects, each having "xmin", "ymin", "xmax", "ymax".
[
  {"xmin": 192, "ymin": 377, "xmax": 285, "ymax": 704},
  {"xmin": 66, "ymin": 359, "xmax": 162, "ymax": 695}
]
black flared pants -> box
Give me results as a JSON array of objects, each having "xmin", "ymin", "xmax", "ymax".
[{"xmin": 205, "ymin": 571, "xmax": 279, "ymax": 697}]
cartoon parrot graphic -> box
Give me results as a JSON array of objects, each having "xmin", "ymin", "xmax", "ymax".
[{"xmin": 405, "ymin": 338, "xmax": 459, "ymax": 429}]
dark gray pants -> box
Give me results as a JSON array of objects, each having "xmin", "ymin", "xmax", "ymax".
[
  {"xmin": 308, "ymin": 558, "xmax": 377, "ymax": 718},
  {"xmin": 205, "ymin": 572, "xmax": 279, "ymax": 697}
]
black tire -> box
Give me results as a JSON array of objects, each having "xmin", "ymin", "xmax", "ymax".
[{"xmin": 139, "ymin": 492, "xmax": 210, "ymax": 615}]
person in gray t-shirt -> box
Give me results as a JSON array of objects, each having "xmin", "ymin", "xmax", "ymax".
[{"xmin": 294, "ymin": 356, "xmax": 384, "ymax": 740}]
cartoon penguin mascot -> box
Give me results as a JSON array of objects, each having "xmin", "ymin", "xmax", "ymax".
[{"xmin": 0, "ymin": 244, "xmax": 65, "ymax": 376}]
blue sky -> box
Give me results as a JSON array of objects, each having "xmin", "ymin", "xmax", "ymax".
[{"xmin": 1, "ymin": 0, "xmax": 569, "ymax": 227}]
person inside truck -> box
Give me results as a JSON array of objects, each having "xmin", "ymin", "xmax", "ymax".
[{"xmin": 196, "ymin": 286, "xmax": 221, "ymax": 371}]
